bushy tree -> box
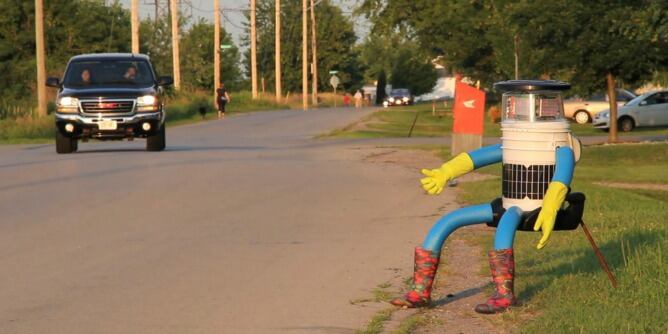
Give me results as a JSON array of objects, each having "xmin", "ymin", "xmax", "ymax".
[
  {"xmin": 359, "ymin": 30, "xmax": 437, "ymax": 96},
  {"xmin": 0, "ymin": 0, "xmax": 130, "ymax": 103},
  {"xmin": 180, "ymin": 19, "xmax": 242, "ymax": 91}
]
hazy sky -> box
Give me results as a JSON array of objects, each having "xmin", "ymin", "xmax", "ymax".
[{"xmin": 118, "ymin": 0, "xmax": 367, "ymax": 46}]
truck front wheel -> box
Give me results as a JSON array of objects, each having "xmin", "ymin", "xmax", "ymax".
[
  {"xmin": 55, "ymin": 130, "xmax": 77, "ymax": 154},
  {"xmin": 146, "ymin": 125, "xmax": 166, "ymax": 151}
]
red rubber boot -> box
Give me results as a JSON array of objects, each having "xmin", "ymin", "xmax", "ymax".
[
  {"xmin": 390, "ymin": 247, "xmax": 439, "ymax": 308},
  {"xmin": 475, "ymin": 248, "xmax": 516, "ymax": 314}
]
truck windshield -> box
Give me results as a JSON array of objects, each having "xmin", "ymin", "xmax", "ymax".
[{"xmin": 63, "ymin": 60, "xmax": 155, "ymax": 87}]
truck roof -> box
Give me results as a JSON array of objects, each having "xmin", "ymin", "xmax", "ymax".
[{"xmin": 69, "ymin": 53, "xmax": 151, "ymax": 62}]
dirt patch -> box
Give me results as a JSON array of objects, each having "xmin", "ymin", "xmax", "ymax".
[
  {"xmin": 594, "ymin": 181, "xmax": 668, "ymax": 191},
  {"xmin": 362, "ymin": 148, "xmax": 443, "ymax": 171}
]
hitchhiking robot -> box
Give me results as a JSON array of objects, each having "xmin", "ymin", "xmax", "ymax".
[{"xmin": 391, "ymin": 80, "xmax": 590, "ymax": 314}]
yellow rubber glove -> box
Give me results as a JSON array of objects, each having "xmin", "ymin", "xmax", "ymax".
[
  {"xmin": 533, "ymin": 181, "xmax": 569, "ymax": 249},
  {"xmin": 420, "ymin": 153, "xmax": 474, "ymax": 195}
]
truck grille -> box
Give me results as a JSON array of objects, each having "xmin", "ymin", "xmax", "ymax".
[{"xmin": 80, "ymin": 99, "xmax": 135, "ymax": 114}]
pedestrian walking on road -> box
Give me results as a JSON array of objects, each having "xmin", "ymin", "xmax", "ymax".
[
  {"xmin": 354, "ymin": 90, "xmax": 363, "ymax": 109},
  {"xmin": 343, "ymin": 93, "xmax": 351, "ymax": 107},
  {"xmin": 216, "ymin": 82, "xmax": 231, "ymax": 119}
]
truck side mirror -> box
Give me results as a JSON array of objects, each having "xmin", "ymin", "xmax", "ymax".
[
  {"xmin": 158, "ymin": 76, "xmax": 174, "ymax": 86},
  {"xmin": 46, "ymin": 77, "xmax": 61, "ymax": 87}
]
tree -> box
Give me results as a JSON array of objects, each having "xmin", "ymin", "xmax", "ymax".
[
  {"xmin": 359, "ymin": 31, "xmax": 437, "ymax": 96},
  {"xmin": 511, "ymin": 0, "xmax": 668, "ymax": 142},
  {"xmin": 360, "ymin": 0, "xmax": 668, "ymax": 143},
  {"xmin": 375, "ymin": 69, "xmax": 386, "ymax": 105},
  {"xmin": 389, "ymin": 48, "xmax": 437, "ymax": 96},
  {"xmin": 358, "ymin": 1, "xmax": 514, "ymax": 86},
  {"xmin": 180, "ymin": 19, "xmax": 242, "ymax": 91},
  {"xmin": 0, "ymin": 0, "xmax": 130, "ymax": 104}
]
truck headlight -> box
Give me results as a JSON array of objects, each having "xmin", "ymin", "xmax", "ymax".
[
  {"xmin": 136, "ymin": 95, "xmax": 158, "ymax": 112},
  {"xmin": 389, "ymin": 97, "xmax": 395, "ymax": 102},
  {"xmin": 57, "ymin": 96, "xmax": 78, "ymax": 113},
  {"xmin": 402, "ymin": 97, "xmax": 409, "ymax": 102}
]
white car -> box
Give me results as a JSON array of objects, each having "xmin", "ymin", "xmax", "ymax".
[
  {"xmin": 593, "ymin": 90, "xmax": 668, "ymax": 132},
  {"xmin": 564, "ymin": 89, "xmax": 636, "ymax": 124}
]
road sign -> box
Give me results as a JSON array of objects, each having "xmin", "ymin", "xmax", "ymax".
[
  {"xmin": 220, "ymin": 44, "xmax": 233, "ymax": 49},
  {"xmin": 329, "ymin": 75, "xmax": 340, "ymax": 89},
  {"xmin": 328, "ymin": 70, "xmax": 338, "ymax": 74}
]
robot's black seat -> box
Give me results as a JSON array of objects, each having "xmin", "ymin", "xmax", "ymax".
[{"xmin": 488, "ymin": 192, "xmax": 585, "ymax": 231}]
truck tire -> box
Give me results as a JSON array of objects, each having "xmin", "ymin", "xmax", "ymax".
[
  {"xmin": 55, "ymin": 130, "xmax": 76, "ymax": 154},
  {"xmin": 146, "ymin": 125, "xmax": 166, "ymax": 151}
]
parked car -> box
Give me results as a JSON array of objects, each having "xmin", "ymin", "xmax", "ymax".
[
  {"xmin": 46, "ymin": 53, "xmax": 173, "ymax": 153},
  {"xmin": 593, "ymin": 90, "xmax": 668, "ymax": 132},
  {"xmin": 383, "ymin": 88, "xmax": 414, "ymax": 107},
  {"xmin": 563, "ymin": 89, "xmax": 636, "ymax": 124}
]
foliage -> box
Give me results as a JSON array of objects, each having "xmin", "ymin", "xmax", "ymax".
[
  {"xmin": 0, "ymin": 0, "xmax": 130, "ymax": 103},
  {"xmin": 180, "ymin": 19, "xmax": 242, "ymax": 91},
  {"xmin": 243, "ymin": 0, "xmax": 362, "ymax": 93},
  {"xmin": 359, "ymin": 31, "xmax": 437, "ymax": 96},
  {"xmin": 358, "ymin": 0, "xmax": 668, "ymax": 93}
]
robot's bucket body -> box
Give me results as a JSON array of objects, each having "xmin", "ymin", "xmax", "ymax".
[
  {"xmin": 501, "ymin": 120, "xmax": 573, "ymax": 211},
  {"xmin": 493, "ymin": 80, "xmax": 578, "ymax": 212}
]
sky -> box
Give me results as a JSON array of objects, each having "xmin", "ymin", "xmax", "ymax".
[{"xmin": 117, "ymin": 0, "xmax": 368, "ymax": 47}]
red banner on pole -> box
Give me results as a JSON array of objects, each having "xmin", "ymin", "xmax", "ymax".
[{"xmin": 453, "ymin": 82, "xmax": 485, "ymax": 135}]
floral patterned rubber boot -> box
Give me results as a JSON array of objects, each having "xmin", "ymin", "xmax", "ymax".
[
  {"xmin": 475, "ymin": 248, "xmax": 516, "ymax": 314},
  {"xmin": 390, "ymin": 247, "xmax": 439, "ymax": 308}
]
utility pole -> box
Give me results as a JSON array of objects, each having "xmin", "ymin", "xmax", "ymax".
[
  {"xmin": 131, "ymin": 0, "xmax": 139, "ymax": 53},
  {"xmin": 309, "ymin": 0, "xmax": 318, "ymax": 106},
  {"xmin": 214, "ymin": 0, "xmax": 220, "ymax": 105},
  {"xmin": 35, "ymin": 0, "xmax": 47, "ymax": 117},
  {"xmin": 274, "ymin": 0, "xmax": 282, "ymax": 102},
  {"xmin": 170, "ymin": 0, "xmax": 181, "ymax": 90},
  {"xmin": 302, "ymin": 0, "xmax": 308, "ymax": 111},
  {"xmin": 250, "ymin": 0, "xmax": 258, "ymax": 99}
]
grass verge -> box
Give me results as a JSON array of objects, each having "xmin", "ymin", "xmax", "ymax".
[{"xmin": 450, "ymin": 142, "xmax": 668, "ymax": 333}]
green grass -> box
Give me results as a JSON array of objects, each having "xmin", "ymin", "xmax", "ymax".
[
  {"xmin": 451, "ymin": 143, "xmax": 668, "ymax": 333},
  {"xmin": 0, "ymin": 90, "xmax": 290, "ymax": 144},
  {"xmin": 323, "ymin": 103, "xmax": 668, "ymax": 139},
  {"xmin": 356, "ymin": 309, "xmax": 394, "ymax": 334}
]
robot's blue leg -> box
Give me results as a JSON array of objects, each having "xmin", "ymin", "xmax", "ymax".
[
  {"xmin": 391, "ymin": 204, "xmax": 493, "ymax": 308},
  {"xmin": 493, "ymin": 206, "xmax": 523, "ymax": 250},
  {"xmin": 422, "ymin": 204, "xmax": 494, "ymax": 252},
  {"xmin": 476, "ymin": 206, "xmax": 523, "ymax": 315}
]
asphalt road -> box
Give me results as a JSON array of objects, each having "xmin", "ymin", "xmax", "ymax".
[{"xmin": 0, "ymin": 108, "xmax": 448, "ymax": 334}]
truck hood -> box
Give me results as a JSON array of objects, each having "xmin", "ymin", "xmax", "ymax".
[{"xmin": 58, "ymin": 86, "xmax": 158, "ymax": 99}]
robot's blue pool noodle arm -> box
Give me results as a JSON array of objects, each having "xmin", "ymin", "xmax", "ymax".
[{"xmin": 468, "ymin": 144, "xmax": 503, "ymax": 169}]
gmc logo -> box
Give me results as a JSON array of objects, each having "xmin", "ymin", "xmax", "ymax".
[{"xmin": 98, "ymin": 102, "xmax": 118, "ymax": 108}]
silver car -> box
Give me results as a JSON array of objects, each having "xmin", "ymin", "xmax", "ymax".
[{"xmin": 593, "ymin": 90, "xmax": 668, "ymax": 132}]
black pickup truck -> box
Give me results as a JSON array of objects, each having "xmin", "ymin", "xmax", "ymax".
[{"xmin": 47, "ymin": 53, "xmax": 173, "ymax": 153}]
